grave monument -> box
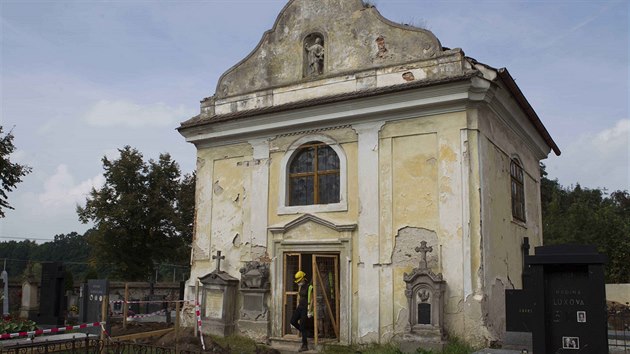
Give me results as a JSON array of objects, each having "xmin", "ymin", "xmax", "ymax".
[
  {"xmin": 399, "ymin": 240, "xmax": 446, "ymax": 353},
  {"xmin": 506, "ymin": 244, "xmax": 608, "ymax": 354},
  {"xmin": 78, "ymin": 279, "xmax": 110, "ymax": 335},
  {"xmin": 199, "ymin": 251, "xmax": 239, "ymax": 336},
  {"xmin": 20, "ymin": 267, "xmax": 38, "ymax": 319},
  {"xmin": 238, "ymin": 261, "xmax": 270, "ymax": 340},
  {"xmin": 33, "ymin": 262, "xmax": 66, "ymax": 325}
]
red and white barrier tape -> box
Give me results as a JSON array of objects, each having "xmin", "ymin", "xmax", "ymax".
[
  {"xmin": 126, "ymin": 309, "xmax": 167, "ymax": 320},
  {"xmin": 100, "ymin": 322, "xmax": 112, "ymax": 340},
  {"xmin": 195, "ymin": 302, "xmax": 205, "ymax": 350},
  {"xmin": 0, "ymin": 322, "xmax": 105, "ymax": 340}
]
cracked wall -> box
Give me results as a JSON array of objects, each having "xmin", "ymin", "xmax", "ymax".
[{"xmin": 475, "ymin": 103, "xmax": 546, "ymax": 345}]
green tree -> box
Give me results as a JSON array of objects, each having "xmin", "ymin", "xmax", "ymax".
[
  {"xmin": 0, "ymin": 126, "xmax": 32, "ymax": 217},
  {"xmin": 540, "ymin": 164, "xmax": 630, "ymax": 283},
  {"xmin": 77, "ymin": 146, "xmax": 195, "ymax": 280},
  {"xmin": 0, "ymin": 240, "xmax": 37, "ymax": 278},
  {"xmin": 32, "ymin": 232, "xmax": 91, "ymax": 279}
]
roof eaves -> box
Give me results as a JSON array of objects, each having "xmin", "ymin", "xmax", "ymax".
[{"xmin": 496, "ymin": 68, "xmax": 561, "ymax": 156}]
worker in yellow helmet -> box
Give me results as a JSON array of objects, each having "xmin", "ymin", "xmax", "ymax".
[{"xmin": 290, "ymin": 270, "xmax": 311, "ymax": 352}]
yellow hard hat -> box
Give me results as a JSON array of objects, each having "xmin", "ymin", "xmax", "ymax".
[{"xmin": 294, "ymin": 270, "xmax": 306, "ymax": 284}]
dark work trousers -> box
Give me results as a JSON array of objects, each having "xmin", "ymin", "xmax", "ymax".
[{"xmin": 290, "ymin": 305, "xmax": 308, "ymax": 346}]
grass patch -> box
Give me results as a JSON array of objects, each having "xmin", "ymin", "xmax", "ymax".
[
  {"xmin": 442, "ymin": 337, "xmax": 476, "ymax": 354},
  {"xmin": 322, "ymin": 337, "xmax": 476, "ymax": 354},
  {"xmin": 416, "ymin": 337, "xmax": 476, "ymax": 354},
  {"xmin": 322, "ymin": 342, "xmax": 403, "ymax": 354},
  {"xmin": 209, "ymin": 334, "xmax": 273, "ymax": 354}
]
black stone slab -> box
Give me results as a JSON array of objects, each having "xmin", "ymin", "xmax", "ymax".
[
  {"xmin": 418, "ymin": 303, "xmax": 431, "ymax": 325},
  {"xmin": 84, "ymin": 279, "xmax": 110, "ymax": 335},
  {"xmin": 33, "ymin": 262, "xmax": 65, "ymax": 326},
  {"xmin": 505, "ymin": 289, "xmax": 533, "ymax": 332},
  {"xmin": 505, "ymin": 244, "xmax": 608, "ymax": 354}
]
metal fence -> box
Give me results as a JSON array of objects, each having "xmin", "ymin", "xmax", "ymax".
[
  {"xmin": 609, "ymin": 303, "xmax": 630, "ymax": 352},
  {"xmin": 0, "ymin": 337, "xmax": 202, "ymax": 354}
]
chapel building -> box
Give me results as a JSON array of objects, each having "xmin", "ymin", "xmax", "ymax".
[{"xmin": 178, "ymin": 0, "xmax": 560, "ymax": 347}]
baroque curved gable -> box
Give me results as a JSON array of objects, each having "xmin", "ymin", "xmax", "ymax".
[{"xmin": 215, "ymin": 0, "xmax": 443, "ymax": 98}]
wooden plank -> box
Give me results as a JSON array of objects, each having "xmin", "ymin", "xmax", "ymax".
[
  {"xmin": 315, "ymin": 264, "xmax": 339, "ymax": 338},
  {"xmin": 113, "ymin": 328, "xmax": 174, "ymax": 341}
]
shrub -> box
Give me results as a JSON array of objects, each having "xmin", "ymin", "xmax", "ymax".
[{"xmin": 0, "ymin": 315, "xmax": 37, "ymax": 334}]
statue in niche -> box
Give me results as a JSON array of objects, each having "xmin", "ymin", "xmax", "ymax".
[{"xmin": 304, "ymin": 34, "xmax": 325, "ymax": 77}]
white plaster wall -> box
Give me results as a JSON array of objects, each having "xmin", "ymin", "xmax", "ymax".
[{"xmin": 352, "ymin": 121, "xmax": 385, "ymax": 343}]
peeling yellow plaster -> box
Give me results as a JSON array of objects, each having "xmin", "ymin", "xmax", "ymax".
[
  {"xmin": 381, "ymin": 112, "xmax": 466, "ymax": 139},
  {"xmin": 391, "ymin": 133, "xmax": 438, "ymax": 231},
  {"xmin": 439, "ymin": 144, "xmax": 458, "ymax": 163}
]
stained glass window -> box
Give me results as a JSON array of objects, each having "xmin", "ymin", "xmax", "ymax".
[{"xmin": 289, "ymin": 142, "xmax": 340, "ymax": 206}]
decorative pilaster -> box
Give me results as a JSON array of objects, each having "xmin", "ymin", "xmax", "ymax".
[
  {"xmin": 248, "ymin": 139, "xmax": 270, "ymax": 249},
  {"xmin": 352, "ymin": 121, "xmax": 385, "ymax": 342}
]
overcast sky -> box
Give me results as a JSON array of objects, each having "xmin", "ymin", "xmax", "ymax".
[{"xmin": 1, "ymin": 0, "xmax": 628, "ymax": 242}]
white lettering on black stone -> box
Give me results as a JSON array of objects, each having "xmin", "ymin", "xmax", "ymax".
[{"xmin": 552, "ymin": 298, "xmax": 585, "ymax": 306}]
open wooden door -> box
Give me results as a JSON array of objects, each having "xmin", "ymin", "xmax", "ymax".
[
  {"xmin": 282, "ymin": 253, "xmax": 340, "ymax": 344},
  {"xmin": 312, "ymin": 254, "xmax": 339, "ymax": 344},
  {"xmin": 283, "ymin": 253, "xmax": 301, "ymax": 336}
]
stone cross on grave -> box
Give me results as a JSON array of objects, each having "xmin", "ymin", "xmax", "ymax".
[
  {"xmin": 415, "ymin": 241, "xmax": 433, "ymax": 270},
  {"xmin": 213, "ymin": 250, "xmax": 226, "ymax": 273}
]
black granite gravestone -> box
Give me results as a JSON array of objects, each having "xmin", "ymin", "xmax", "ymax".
[
  {"xmin": 505, "ymin": 288, "xmax": 533, "ymax": 332},
  {"xmin": 506, "ymin": 244, "xmax": 608, "ymax": 354},
  {"xmin": 84, "ymin": 279, "xmax": 110, "ymax": 335},
  {"xmin": 33, "ymin": 262, "xmax": 65, "ymax": 326}
]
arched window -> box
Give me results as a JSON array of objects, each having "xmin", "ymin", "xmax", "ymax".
[
  {"xmin": 288, "ymin": 141, "xmax": 340, "ymax": 206},
  {"xmin": 510, "ymin": 158, "xmax": 525, "ymax": 222}
]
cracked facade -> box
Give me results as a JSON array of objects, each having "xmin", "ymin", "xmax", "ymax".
[{"xmin": 177, "ymin": 0, "xmax": 560, "ymax": 347}]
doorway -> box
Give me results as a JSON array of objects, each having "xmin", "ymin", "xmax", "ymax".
[{"xmin": 283, "ymin": 252, "xmax": 340, "ymax": 344}]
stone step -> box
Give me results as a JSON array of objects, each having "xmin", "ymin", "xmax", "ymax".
[{"xmin": 269, "ymin": 336, "xmax": 325, "ymax": 353}]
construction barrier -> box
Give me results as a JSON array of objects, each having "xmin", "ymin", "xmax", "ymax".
[
  {"xmin": 195, "ymin": 302, "xmax": 205, "ymax": 350},
  {"xmin": 0, "ymin": 322, "xmax": 105, "ymax": 340}
]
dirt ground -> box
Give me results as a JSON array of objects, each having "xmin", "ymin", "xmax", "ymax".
[{"xmin": 109, "ymin": 321, "xmax": 280, "ymax": 353}]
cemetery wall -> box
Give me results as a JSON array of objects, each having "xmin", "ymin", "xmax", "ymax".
[
  {"xmin": 606, "ymin": 283, "xmax": 630, "ymax": 305},
  {"xmin": 107, "ymin": 282, "xmax": 181, "ymax": 301},
  {"xmin": 6, "ymin": 281, "xmax": 180, "ymax": 317}
]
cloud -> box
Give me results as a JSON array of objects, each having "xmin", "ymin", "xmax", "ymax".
[
  {"xmin": 546, "ymin": 119, "xmax": 629, "ymax": 192},
  {"xmin": 84, "ymin": 100, "xmax": 192, "ymax": 128},
  {"xmin": 38, "ymin": 165, "xmax": 105, "ymax": 210}
]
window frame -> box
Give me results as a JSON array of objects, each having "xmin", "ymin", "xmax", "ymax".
[
  {"xmin": 278, "ymin": 134, "xmax": 347, "ymax": 215},
  {"xmin": 510, "ymin": 157, "xmax": 526, "ymax": 223},
  {"xmin": 288, "ymin": 141, "xmax": 340, "ymax": 206}
]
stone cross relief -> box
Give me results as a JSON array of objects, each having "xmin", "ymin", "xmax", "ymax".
[
  {"xmin": 212, "ymin": 250, "xmax": 225, "ymax": 273},
  {"xmin": 415, "ymin": 240, "xmax": 433, "ymax": 270}
]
